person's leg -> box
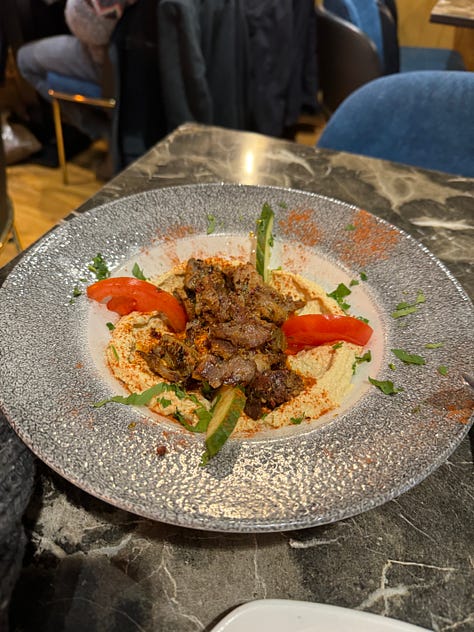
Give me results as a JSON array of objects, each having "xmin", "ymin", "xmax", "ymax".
[
  {"xmin": 17, "ymin": 35, "xmax": 109, "ymax": 140},
  {"xmin": 17, "ymin": 34, "xmax": 101, "ymax": 100}
]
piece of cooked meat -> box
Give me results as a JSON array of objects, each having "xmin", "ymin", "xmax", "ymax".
[
  {"xmin": 211, "ymin": 318, "xmax": 275, "ymax": 349},
  {"xmin": 244, "ymin": 369, "xmax": 305, "ymax": 419},
  {"xmin": 143, "ymin": 333, "xmax": 199, "ymax": 382},
  {"xmin": 193, "ymin": 354, "xmax": 257, "ymax": 389}
]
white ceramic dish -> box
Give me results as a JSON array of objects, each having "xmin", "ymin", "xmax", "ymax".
[{"xmin": 210, "ymin": 600, "xmax": 432, "ymax": 632}]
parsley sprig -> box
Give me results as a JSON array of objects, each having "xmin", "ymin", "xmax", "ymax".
[
  {"xmin": 88, "ymin": 253, "xmax": 110, "ymax": 280},
  {"xmin": 391, "ymin": 290, "xmax": 425, "ymax": 319},
  {"xmin": 327, "ymin": 283, "xmax": 351, "ymax": 311}
]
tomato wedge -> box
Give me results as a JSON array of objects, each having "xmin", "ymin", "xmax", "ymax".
[
  {"xmin": 86, "ymin": 277, "xmax": 187, "ymax": 332},
  {"xmin": 282, "ymin": 313, "xmax": 373, "ymax": 354}
]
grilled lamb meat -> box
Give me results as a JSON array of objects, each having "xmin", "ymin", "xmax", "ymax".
[
  {"xmin": 175, "ymin": 258, "xmax": 307, "ymax": 415},
  {"xmin": 194, "ymin": 354, "xmax": 257, "ymax": 389},
  {"xmin": 143, "ymin": 333, "xmax": 198, "ymax": 383},
  {"xmin": 231, "ymin": 262, "xmax": 304, "ymax": 324},
  {"xmin": 244, "ymin": 369, "xmax": 304, "ymax": 419},
  {"xmin": 184, "ymin": 258, "xmax": 233, "ymax": 322},
  {"xmin": 212, "ymin": 318, "xmax": 275, "ymax": 349}
]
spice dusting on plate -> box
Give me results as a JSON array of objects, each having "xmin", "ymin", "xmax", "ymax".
[
  {"xmin": 336, "ymin": 209, "xmax": 400, "ymax": 267},
  {"xmin": 278, "ymin": 208, "xmax": 321, "ymax": 247}
]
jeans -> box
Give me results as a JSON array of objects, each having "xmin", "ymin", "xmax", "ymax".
[{"xmin": 17, "ymin": 35, "xmax": 111, "ymax": 141}]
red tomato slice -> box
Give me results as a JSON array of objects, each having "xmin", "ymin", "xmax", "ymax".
[
  {"xmin": 282, "ymin": 313, "xmax": 373, "ymax": 353},
  {"xmin": 86, "ymin": 277, "xmax": 187, "ymax": 332}
]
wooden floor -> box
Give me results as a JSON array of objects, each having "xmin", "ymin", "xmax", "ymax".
[{"xmin": 0, "ymin": 116, "xmax": 325, "ymax": 269}]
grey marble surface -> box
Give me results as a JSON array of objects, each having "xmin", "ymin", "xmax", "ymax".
[
  {"xmin": 430, "ymin": 0, "xmax": 474, "ymax": 28},
  {"xmin": 3, "ymin": 124, "xmax": 474, "ymax": 632}
]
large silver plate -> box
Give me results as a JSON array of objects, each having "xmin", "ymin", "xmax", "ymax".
[{"xmin": 0, "ymin": 184, "xmax": 472, "ymax": 532}]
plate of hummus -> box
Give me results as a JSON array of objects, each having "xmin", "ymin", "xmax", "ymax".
[{"xmin": 0, "ymin": 183, "xmax": 472, "ymax": 532}]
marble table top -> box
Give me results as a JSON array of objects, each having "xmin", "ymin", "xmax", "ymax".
[
  {"xmin": 2, "ymin": 123, "xmax": 473, "ymax": 632},
  {"xmin": 430, "ymin": 0, "xmax": 474, "ymax": 28}
]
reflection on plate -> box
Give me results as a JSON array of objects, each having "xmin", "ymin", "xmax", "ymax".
[
  {"xmin": 0, "ymin": 184, "xmax": 472, "ymax": 532},
  {"xmin": 210, "ymin": 600, "xmax": 432, "ymax": 632}
]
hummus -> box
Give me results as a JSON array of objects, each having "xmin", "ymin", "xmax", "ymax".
[{"xmin": 105, "ymin": 257, "xmax": 362, "ymax": 435}]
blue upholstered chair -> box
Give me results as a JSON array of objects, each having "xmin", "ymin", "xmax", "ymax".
[
  {"xmin": 317, "ymin": 71, "xmax": 474, "ymax": 178},
  {"xmin": 316, "ymin": 0, "xmax": 466, "ymax": 113}
]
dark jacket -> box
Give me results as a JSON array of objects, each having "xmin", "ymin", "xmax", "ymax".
[{"xmin": 109, "ymin": 0, "xmax": 318, "ymax": 169}]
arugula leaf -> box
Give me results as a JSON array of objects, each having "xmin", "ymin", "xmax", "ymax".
[
  {"xmin": 415, "ymin": 290, "xmax": 426, "ymax": 304},
  {"xmin": 132, "ymin": 263, "xmax": 147, "ymax": 280},
  {"xmin": 391, "ymin": 348, "xmax": 426, "ymax": 365},
  {"xmin": 369, "ymin": 377, "xmax": 403, "ymax": 395},
  {"xmin": 207, "ymin": 214, "xmax": 216, "ymax": 234},
  {"xmin": 94, "ymin": 382, "xmax": 171, "ymax": 408},
  {"xmin": 94, "ymin": 382, "xmax": 212, "ymax": 432},
  {"xmin": 391, "ymin": 305, "xmax": 418, "ymax": 319}
]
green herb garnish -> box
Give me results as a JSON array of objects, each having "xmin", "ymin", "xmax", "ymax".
[
  {"xmin": 94, "ymin": 382, "xmax": 173, "ymax": 408},
  {"xmin": 157, "ymin": 397, "xmax": 172, "ymax": 408},
  {"xmin": 437, "ymin": 365, "xmax": 448, "ymax": 376},
  {"xmin": 88, "ymin": 253, "xmax": 110, "ymax": 280},
  {"xmin": 368, "ymin": 377, "xmax": 403, "ymax": 395},
  {"xmin": 425, "ymin": 342, "xmax": 444, "ymax": 349},
  {"xmin": 106, "ymin": 322, "xmax": 115, "ymax": 331},
  {"xmin": 93, "ymin": 382, "xmax": 211, "ymax": 433},
  {"xmin": 345, "ymin": 223, "xmax": 356, "ymax": 231},
  {"xmin": 290, "ymin": 415, "xmax": 305, "ymax": 425},
  {"xmin": 391, "ymin": 304, "xmax": 418, "ymax": 319},
  {"xmin": 360, "ymin": 271, "xmax": 368, "ymax": 281},
  {"xmin": 391, "ymin": 348, "xmax": 426, "ymax": 365},
  {"xmin": 356, "ymin": 350, "xmax": 372, "ymax": 364},
  {"xmin": 327, "ymin": 283, "xmax": 351, "ymax": 311},
  {"xmin": 132, "ymin": 262, "xmax": 147, "ymax": 280},
  {"xmin": 207, "ymin": 214, "xmax": 216, "ymax": 234},
  {"xmin": 391, "ymin": 290, "xmax": 426, "ymax": 319}
]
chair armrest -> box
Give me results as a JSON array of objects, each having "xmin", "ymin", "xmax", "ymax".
[{"xmin": 315, "ymin": 5, "xmax": 383, "ymax": 113}]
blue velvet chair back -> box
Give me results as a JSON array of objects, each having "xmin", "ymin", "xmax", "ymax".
[
  {"xmin": 322, "ymin": 0, "xmax": 465, "ymax": 75},
  {"xmin": 317, "ymin": 71, "xmax": 474, "ymax": 178}
]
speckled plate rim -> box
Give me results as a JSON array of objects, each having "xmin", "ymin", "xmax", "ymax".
[{"xmin": 0, "ymin": 183, "xmax": 472, "ymax": 533}]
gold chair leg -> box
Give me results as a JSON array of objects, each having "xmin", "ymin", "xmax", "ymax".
[
  {"xmin": 51, "ymin": 98, "xmax": 68, "ymax": 184},
  {"xmin": 12, "ymin": 222, "xmax": 23, "ymax": 252}
]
